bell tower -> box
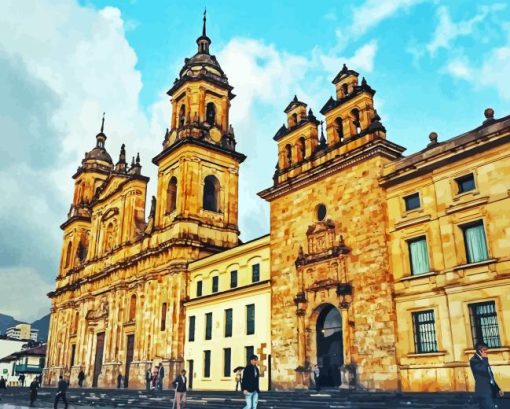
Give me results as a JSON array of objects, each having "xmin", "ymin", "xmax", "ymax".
[{"xmin": 152, "ymin": 12, "xmax": 245, "ymax": 250}]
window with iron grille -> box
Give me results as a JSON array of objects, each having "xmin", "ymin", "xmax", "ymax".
[
  {"xmin": 188, "ymin": 316, "xmax": 195, "ymax": 342},
  {"xmin": 230, "ymin": 270, "xmax": 238, "ymax": 288},
  {"xmin": 204, "ymin": 350, "xmax": 211, "ymax": 378},
  {"xmin": 246, "ymin": 304, "xmax": 255, "ymax": 335},
  {"xmin": 225, "ymin": 308, "xmax": 233, "ymax": 338},
  {"xmin": 412, "ymin": 310, "xmax": 438, "ymax": 353},
  {"xmin": 469, "ymin": 301, "xmax": 501, "ymax": 348},
  {"xmin": 205, "ymin": 312, "xmax": 212, "ymax": 340},
  {"xmin": 252, "ymin": 264, "xmax": 260, "ymax": 283},
  {"xmin": 212, "ymin": 276, "xmax": 219, "ymax": 293}
]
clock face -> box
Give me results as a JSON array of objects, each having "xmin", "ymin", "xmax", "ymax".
[{"xmin": 209, "ymin": 127, "xmax": 222, "ymax": 143}]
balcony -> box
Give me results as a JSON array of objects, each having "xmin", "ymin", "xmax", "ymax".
[{"xmin": 15, "ymin": 364, "xmax": 43, "ymax": 374}]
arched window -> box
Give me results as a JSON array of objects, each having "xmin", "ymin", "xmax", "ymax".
[
  {"xmin": 166, "ymin": 177, "xmax": 177, "ymax": 213},
  {"xmin": 292, "ymin": 113, "xmax": 298, "ymax": 126},
  {"xmin": 65, "ymin": 242, "xmax": 72, "ymax": 268},
  {"xmin": 203, "ymin": 175, "xmax": 220, "ymax": 212},
  {"xmin": 77, "ymin": 241, "xmax": 87, "ymax": 263},
  {"xmin": 129, "ymin": 295, "xmax": 137, "ymax": 321},
  {"xmin": 285, "ymin": 144, "xmax": 293, "ymax": 167},
  {"xmin": 335, "ymin": 117, "xmax": 344, "ymax": 141},
  {"xmin": 161, "ymin": 303, "xmax": 167, "ymax": 331},
  {"xmin": 104, "ymin": 222, "xmax": 115, "ymax": 253},
  {"xmin": 298, "ymin": 137, "xmax": 306, "ymax": 161},
  {"xmin": 342, "ymin": 83, "xmax": 349, "ymax": 97},
  {"xmin": 179, "ymin": 104, "xmax": 186, "ymax": 127},
  {"xmin": 351, "ymin": 108, "xmax": 361, "ymax": 134},
  {"xmin": 206, "ymin": 102, "xmax": 216, "ymax": 126}
]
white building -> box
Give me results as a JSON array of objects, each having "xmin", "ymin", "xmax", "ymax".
[{"xmin": 6, "ymin": 324, "xmax": 38, "ymax": 341}]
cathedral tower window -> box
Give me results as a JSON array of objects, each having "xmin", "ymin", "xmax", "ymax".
[
  {"xmin": 292, "ymin": 113, "xmax": 298, "ymax": 127},
  {"xmin": 77, "ymin": 241, "xmax": 87, "ymax": 263},
  {"xmin": 167, "ymin": 176, "xmax": 177, "ymax": 213},
  {"xmin": 298, "ymin": 137, "xmax": 306, "ymax": 161},
  {"xmin": 65, "ymin": 241, "xmax": 72, "ymax": 268},
  {"xmin": 206, "ymin": 102, "xmax": 216, "ymax": 126},
  {"xmin": 203, "ymin": 175, "xmax": 220, "ymax": 212},
  {"xmin": 129, "ymin": 295, "xmax": 137, "ymax": 321},
  {"xmin": 334, "ymin": 117, "xmax": 344, "ymax": 141},
  {"xmin": 179, "ymin": 104, "xmax": 186, "ymax": 127},
  {"xmin": 73, "ymin": 311, "xmax": 79, "ymax": 335},
  {"xmin": 342, "ymin": 83, "xmax": 348, "ymax": 97},
  {"xmin": 285, "ymin": 144, "xmax": 293, "ymax": 167},
  {"xmin": 351, "ymin": 108, "xmax": 361, "ymax": 134}
]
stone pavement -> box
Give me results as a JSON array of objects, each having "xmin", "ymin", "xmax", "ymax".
[{"xmin": 0, "ymin": 387, "xmax": 509, "ymax": 409}]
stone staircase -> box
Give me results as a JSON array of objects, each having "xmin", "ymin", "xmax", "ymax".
[{"xmin": 1, "ymin": 387, "xmax": 508, "ymax": 408}]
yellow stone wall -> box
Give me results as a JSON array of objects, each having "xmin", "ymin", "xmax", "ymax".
[
  {"xmin": 384, "ymin": 125, "xmax": 510, "ymax": 392},
  {"xmin": 184, "ymin": 235, "xmax": 271, "ymax": 390}
]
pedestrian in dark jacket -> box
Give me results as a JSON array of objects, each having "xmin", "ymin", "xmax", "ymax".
[
  {"xmin": 53, "ymin": 376, "xmax": 68, "ymax": 409},
  {"xmin": 157, "ymin": 363, "xmax": 164, "ymax": 391},
  {"xmin": 78, "ymin": 370, "xmax": 85, "ymax": 387},
  {"xmin": 145, "ymin": 369, "xmax": 151, "ymax": 391},
  {"xmin": 117, "ymin": 373, "xmax": 123, "ymax": 389},
  {"xmin": 0, "ymin": 376, "xmax": 7, "ymax": 389},
  {"xmin": 172, "ymin": 369, "xmax": 188, "ymax": 409},
  {"xmin": 29, "ymin": 379, "xmax": 38, "ymax": 406},
  {"xmin": 241, "ymin": 355, "xmax": 260, "ymax": 409},
  {"xmin": 470, "ymin": 342, "xmax": 504, "ymax": 409}
]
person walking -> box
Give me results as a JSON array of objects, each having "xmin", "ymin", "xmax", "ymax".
[
  {"xmin": 172, "ymin": 369, "xmax": 188, "ymax": 409},
  {"xmin": 29, "ymin": 378, "xmax": 39, "ymax": 406},
  {"xmin": 157, "ymin": 363, "xmax": 164, "ymax": 391},
  {"xmin": 470, "ymin": 342, "xmax": 504, "ymax": 409},
  {"xmin": 234, "ymin": 369, "xmax": 242, "ymax": 392},
  {"xmin": 241, "ymin": 354, "xmax": 260, "ymax": 409},
  {"xmin": 117, "ymin": 373, "xmax": 123, "ymax": 389},
  {"xmin": 145, "ymin": 368, "xmax": 151, "ymax": 391},
  {"xmin": 0, "ymin": 376, "xmax": 7, "ymax": 389},
  {"xmin": 78, "ymin": 370, "xmax": 85, "ymax": 387},
  {"xmin": 53, "ymin": 376, "xmax": 68, "ymax": 409},
  {"xmin": 312, "ymin": 364, "xmax": 320, "ymax": 391}
]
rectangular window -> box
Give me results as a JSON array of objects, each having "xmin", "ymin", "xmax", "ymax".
[
  {"xmin": 230, "ymin": 270, "xmax": 238, "ymax": 288},
  {"xmin": 404, "ymin": 192, "xmax": 420, "ymax": 211},
  {"xmin": 223, "ymin": 348, "xmax": 231, "ymax": 377},
  {"xmin": 462, "ymin": 221, "xmax": 489, "ymax": 263},
  {"xmin": 246, "ymin": 304, "xmax": 255, "ymax": 335},
  {"xmin": 188, "ymin": 316, "xmax": 195, "ymax": 342},
  {"xmin": 469, "ymin": 301, "xmax": 501, "ymax": 348},
  {"xmin": 212, "ymin": 276, "xmax": 219, "ymax": 293},
  {"xmin": 252, "ymin": 264, "xmax": 260, "ymax": 283},
  {"xmin": 204, "ymin": 350, "xmax": 211, "ymax": 378},
  {"xmin": 456, "ymin": 173, "xmax": 475, "ymax": 194},
  {"xmin": 196, "ymin": 280, "xmax": 203, "ymax": 297},
  {"xmin": 225, "ymin": 308, "xmax": 233, "ymax": 338},
  {"xmin": 245, "ymin": 346, "xmax": 254, "ymax": 365},
  {"xmin": 70, "ymin": 344, "xmax": 76, "ymax": 367},
  {"xmin": 205, "ymin": 312, "xmax": 212, "ymax": 340},
  {"xmin": 412, "ymin": 310, "xmax": 438, "ymax": 353},
  {"xmin": 408, "ymin": 236, "xmax": 430, "ymax": 275},
  {"xmin": 161, "ymin": 303, "xmax": 167, "ymax": 331}
]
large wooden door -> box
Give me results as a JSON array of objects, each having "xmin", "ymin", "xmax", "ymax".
[
  {"xmin": 92, "ymin": 332, "xmax": 105, "ymax": 387},
  {"xmin": 124, "ymin": 335, "xmax": 135, "ymax": 387}
]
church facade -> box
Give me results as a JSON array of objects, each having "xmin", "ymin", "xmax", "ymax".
[{"xmin": 45, "ymin": 16, "xmax": 510, "ymax": 392}]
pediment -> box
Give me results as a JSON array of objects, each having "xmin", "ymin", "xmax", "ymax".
[{"xmin": 95, "ymin": 176, "xmax": 128, "ymax": 202}]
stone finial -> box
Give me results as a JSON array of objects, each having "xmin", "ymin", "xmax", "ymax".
[
  {"xmin": 428, "ymin": 132, "xmax": 438, "ymax": 147},
  {"xmin": 483, "ymin": 107, "xmax": 495, "ymax": 124}
]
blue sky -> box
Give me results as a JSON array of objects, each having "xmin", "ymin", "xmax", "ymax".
[{"xmin": 1, "ymin": 0, "xmax": 509, "ymax": 321}]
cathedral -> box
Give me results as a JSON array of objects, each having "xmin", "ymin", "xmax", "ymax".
[{"xmin": 45, "ymin": 15, "xmax": 510, "ymax": 392}]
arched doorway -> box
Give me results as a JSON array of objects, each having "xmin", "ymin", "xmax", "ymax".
[{"xmin": 316, "ymin": 304, "xmax": 343, "ymax": 387}]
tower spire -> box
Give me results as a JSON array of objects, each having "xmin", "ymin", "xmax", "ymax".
[
  {"xmin": 203, "ymin": 8, "xmax": 207, "ymax": 36},
  {"xmin": 100, "ymin": 112, "xmax": 105, "ymax": 133}
]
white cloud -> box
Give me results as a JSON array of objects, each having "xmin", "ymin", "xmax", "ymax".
[
  {"xmin": 479, "ymin": 44, "xmax": 510, "ymax": 99},
  {"xmin": 445, "ymin": 57, "xmax": 473, "ymax": 80},
  {"xmin": 0, "ymin": 0, "xmax": 159, "ymax": 320},
  {"xmin": 337, "ymin": 0, "xmax": 425, "ymax": 44},
  {"xmin": 427, "ymin": 4, "xmax": 507, "ymax": 56}
]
